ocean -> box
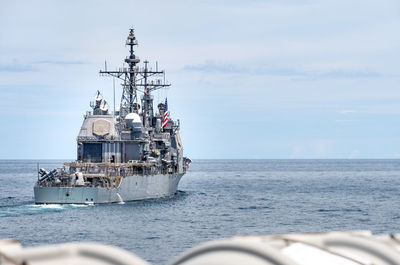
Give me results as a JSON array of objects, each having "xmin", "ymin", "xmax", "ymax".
[{"xmin": 0, "ymin": 159, "xmax": 399, "ymax": 264}]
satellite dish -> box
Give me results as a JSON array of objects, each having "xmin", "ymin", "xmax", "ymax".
[
  {"xmin": 99, "ymin": 100, "xmax": 109, "ymax": 112},
  {"xmin": 94, "ymin": 90, "xmax": 103, "ymax": 102}
]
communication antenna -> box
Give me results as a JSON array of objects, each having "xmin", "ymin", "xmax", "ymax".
[
  {"xmin": 100, "ymin": 100, "xmax": 109, "ymax": 112},
  {"xmin": 94, "ymin": 90, "xmax": 103, "ymax": 102},
  {"xmin": 99, "ymin": 28, "xmax": 171, "ymax": 118},
  {"xmin": 113, "ymin": 77, "xmax": 116, "ymax": 116}
]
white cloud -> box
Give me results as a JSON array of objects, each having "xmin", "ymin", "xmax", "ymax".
[
  {"xmin": 337, "ymin": 110, "xmax": 358, "ymax": 114},
  {"xmin": 290, "ymin": 139, "xmax": 334, "ymax": 158},
  {"xmin": 348, "ymin": 150, "xmax": 360, "ymax": 159}
]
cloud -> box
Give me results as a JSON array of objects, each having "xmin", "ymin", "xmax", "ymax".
[
  {"xmin": 0, "ymin": 60, "xmax": 89, "ymax": 73},
  {"xmin": 348, "ymin": 150, "xmax": 360, "ymax": 158},
  {"xmin": 183, "ymin": 60, "xmax": 382, "ymax": 79},
  {"xmin": 290, "ymin": 139, "xmax": 334, "ymax": 158},
  {"xmin": 318, "ymin": 70, "xmax": 381, "ymax": 79},
  {"xmin": 0, "ymin": 62, "xmax": 35, "ymax": 72},
  {"xmin": 183, "ymin": 60, "xmax": 246, "ymax": 73},
  {"xmin": 335, "ymin": 119, "xmax": 358, "ymax": 123},
  {"xmin": 32, "ymin": 60, "xmax": 88, "ymax": 65},
  {"xmin": 337, "ymin": 110, "xmax": 358, "ymax": 114}
]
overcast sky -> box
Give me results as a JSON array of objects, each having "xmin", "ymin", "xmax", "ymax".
[{"xmin": 1, "ymin": 0, "xmax": 400, "ymax": 159}]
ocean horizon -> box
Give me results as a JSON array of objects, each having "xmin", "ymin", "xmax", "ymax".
[{"xmin": 1, "ymin": 159, "xmax": 400, "ymax": 264}]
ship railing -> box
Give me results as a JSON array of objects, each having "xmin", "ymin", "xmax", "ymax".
[
  {"xmin": 153, "ymin": 135, "xmax": 169, "ymax": 140},
  {"xmin": 65, "ymin": 161, "xmax": 157, "ymax": 167},
  {"xmin": 65, "ymin": 161, "xmax": 164, "ymax": 178}
]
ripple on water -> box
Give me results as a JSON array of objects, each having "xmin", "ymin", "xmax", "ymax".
[
  {"xmin": 0, "ymin": 203, "xmax": 93, "ymax": 217},
  {"xmin": 238, "ymin": 205, "xmax": 272, "ymax": 210}
]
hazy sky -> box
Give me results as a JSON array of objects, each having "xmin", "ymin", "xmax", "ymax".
[{"xmin": 1, "ymin": 0, "xmax": 400, "ymax": 159}]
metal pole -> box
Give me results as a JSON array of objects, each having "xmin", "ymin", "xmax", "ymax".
[{"xmin": 113, "ymin": 77, "xmax": 116, "ymax": 116}]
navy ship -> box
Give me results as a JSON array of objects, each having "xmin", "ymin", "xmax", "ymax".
[{"xmin": 34, "ymin": 29, "xmax": 191, "ymax": 204}]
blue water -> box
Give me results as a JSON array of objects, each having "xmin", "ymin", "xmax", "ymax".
[{"xmin": 1, "ymin": 159, "xmax": 400, "ymax": 264}]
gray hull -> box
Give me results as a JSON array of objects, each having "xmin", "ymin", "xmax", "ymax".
[{"xmin": 34, "ymin": 173, "xmax": 183, "ymax": 204}]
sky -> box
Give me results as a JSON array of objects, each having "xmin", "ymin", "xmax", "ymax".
[{"xmin": 0, "ymin": 0, "xmax": 400, "ymax": 159}]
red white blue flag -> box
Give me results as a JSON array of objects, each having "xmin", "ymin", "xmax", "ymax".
[{"xmin": 162, "ymin": 98, "xmax": 168, "ymax": 128}]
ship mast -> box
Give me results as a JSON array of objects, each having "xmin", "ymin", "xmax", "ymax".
[
  {"xmin": 100, "ymin": 28, "xmax": 171, "ymax": 121},
  {"xmin": 126, "ymin": 28, "xmax": 139, "ymax": 113}
]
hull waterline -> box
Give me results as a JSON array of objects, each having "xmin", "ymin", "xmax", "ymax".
[{"xmin": 34, "ymin": 173, "xmax": 183, "ymax": 204}]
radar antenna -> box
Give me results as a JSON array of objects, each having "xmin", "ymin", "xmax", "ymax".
[{"xmin": 100, "ymin": 28, "xmax": 171, "ymax": 119}]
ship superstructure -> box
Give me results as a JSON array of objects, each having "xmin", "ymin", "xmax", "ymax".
[{"xmin": 34, "ymin": 29, "xmax": 191, "ymax": 204}]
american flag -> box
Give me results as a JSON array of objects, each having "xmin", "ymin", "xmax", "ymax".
[{"xmin": 162, "ymin": 98, "xmax": 168, "ymax": 128}]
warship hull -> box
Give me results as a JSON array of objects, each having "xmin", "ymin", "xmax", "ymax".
[{"xmin": 34, "ymin": 173, "xmax": 184, "ymax": 204}]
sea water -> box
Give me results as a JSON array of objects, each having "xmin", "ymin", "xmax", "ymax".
[{"xmin": 1, "ymin": 159, "xmax": 400, "ymax": 264}]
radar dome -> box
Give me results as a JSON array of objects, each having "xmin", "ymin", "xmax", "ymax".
[{"xmin": 125, "ymin": 113, "xmax": 142, "ymax": 129}]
